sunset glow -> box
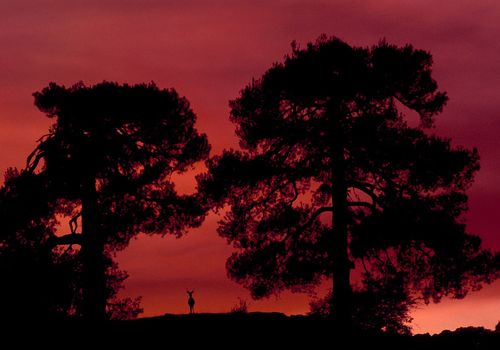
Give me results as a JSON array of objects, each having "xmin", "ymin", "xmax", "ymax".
[{"xmin": 0, "ymin": 0, "xmax": 499, "ymax": 333}]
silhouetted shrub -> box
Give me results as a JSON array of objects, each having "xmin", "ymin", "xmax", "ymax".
[{"xmin": 230, "ymin": 298, "xmax": 249, "ymax": 314}]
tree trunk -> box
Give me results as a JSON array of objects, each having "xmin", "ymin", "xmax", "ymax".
[
  {"xmin": 81, "ymin": 175, "xmax": 107, "ymax": 321},
  {"xmin": 331, "ymin": 114, "xmax": 352, "ymax": 331}
]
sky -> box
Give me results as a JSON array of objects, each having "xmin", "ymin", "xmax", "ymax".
[{"xmin": 0, "ymin": 0, "xmax": 499, "ymax": 333}]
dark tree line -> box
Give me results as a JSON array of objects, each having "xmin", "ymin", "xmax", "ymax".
[{"xmin": 0, "ymin": 36, "xmax": 498, "ymax": 328}]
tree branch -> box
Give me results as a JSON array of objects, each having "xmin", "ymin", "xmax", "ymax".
[
  {"xmin": 302, "ymin": 206, "xmax": 334, "ymax": 229},
  {"xmin": 48, "ymin": 233, "xmax": 82, "ymax": 246},
  {"xmin": 69, "ymin": 211, "xmax": 82, "ymax": 234},
  {"xmin": 347, "ymin": 201, "xmax": 376, "ymax": 211},
  {"xmin": 284, "ymin": 181, "xmax": 299, "ymax": 206},
  {"xmin": 348, "ymin": 180, "xmax": 376, "ymax": 191},
  {"xmin": 249, "ymin": 178, "xmax": 298, "ymax": 211},
  {"xmin": 26, "ymin": 148, "xmax": 44, "ymax": 173},
  {"xmin": 347, "ymin": 181, "xmax": 383, "ymax": 208}
]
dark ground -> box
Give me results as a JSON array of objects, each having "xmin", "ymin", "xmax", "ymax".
[{"xmin": 4, "ymin": 313, "xmax": 499, "ymax": 349}]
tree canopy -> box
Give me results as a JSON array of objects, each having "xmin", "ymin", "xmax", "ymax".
[
  {"xmin": 0, "ymin": 169, "xmax": 142, "ymax": 319},
  {"xmin": 30, "ymin": 81, "xmax": 209, "ymax": 244},
  {"xmin": 20, "ymin": 81, "xmax": 210, "ymax": 319},
  {"xmin": 198, "ymin": 36, "xmax": 499, "ymax": 329}
]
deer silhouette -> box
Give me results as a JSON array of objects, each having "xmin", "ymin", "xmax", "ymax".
[{"xmin": 187, "ymin": 290, "xmax": 195, "ymax": 314}]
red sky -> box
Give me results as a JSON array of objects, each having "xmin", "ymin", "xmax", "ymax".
[{"xmin": 0, "ymin": 0, "xmax": 499, "ymax": 333}]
